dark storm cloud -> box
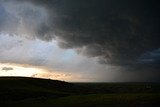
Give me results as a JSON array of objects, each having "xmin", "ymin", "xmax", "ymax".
[
  {"xmin": 137, "ymin": 48, "xmax": 160, "ymax": 65},
  {"xmin": 20, "ymin": 0, "xmax": 160, "ymax": 66},
  {"xmin": 1, "ymin": 0, "xmax": 160, "ymax": 65},
  {"xmin": 1, "ymin": 67, "xmax": 13, "ymax": 71}
]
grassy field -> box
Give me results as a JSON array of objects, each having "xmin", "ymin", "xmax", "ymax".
[{"xmin": 0, "ymin": 77, "xmax": 160, "ymax": 107}]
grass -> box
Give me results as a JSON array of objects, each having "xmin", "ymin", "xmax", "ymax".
[
  {"xmin": 0, "ymin": 77, "xmax": 160, "ymax": 107},
  {"xmin": 2, "ymin": 93, "xmax": 160, "ymax": 107},
  {"xmin": 48, "ymin": 93, "xmax": 160, "ymax": 107}
]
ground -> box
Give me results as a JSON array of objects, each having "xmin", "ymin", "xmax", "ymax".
[{"xmin": 0, "ymin": 77, "xmax": 160, "ymax": 107}]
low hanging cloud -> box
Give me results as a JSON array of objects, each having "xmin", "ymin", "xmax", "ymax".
[
  {"xmin": 1, "ymin": 67, "xmax": 14, "ymax": 71},
  {"xmin": 0, "ymin": 0, "xmax": 160, "ymax": 81}
]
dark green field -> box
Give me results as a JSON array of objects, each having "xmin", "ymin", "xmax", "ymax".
[{"xmin": 0, "ymin": 77, "xmax": 160, "ymax": 107}]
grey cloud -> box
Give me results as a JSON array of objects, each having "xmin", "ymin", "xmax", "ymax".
[
  {"xmin": 0, "ymin": 3, "xmax": 19, "ymax": 33},
  {"xmin": 24, "ymin": 0, "xmax": 160, "ymax": 66},
  {"xmin": 1, "ymin": 0, "xmax": 160, "ymax": 66},
  {"xmin": 1, "ymin": 67, "xmax": 13, "ymax": 71},
  {"xmin": 137, "ymin": 48, "xmax": 160, "ymax": 65},
  {"xmin": 0, "ymin": 0, "xmax": 52, "ymax": 40}
]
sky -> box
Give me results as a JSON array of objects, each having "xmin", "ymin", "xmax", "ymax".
[{"xmin": 0, "ymin": 0, "xmax": 160, "ymax": 82}]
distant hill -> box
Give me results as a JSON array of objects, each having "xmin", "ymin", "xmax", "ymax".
[
  {"xmin": 0, "ymin": 77, "xmax": 160, "ymax": 107},
  {"xmin": 0, "ymin": 77, "xmax": 90, "ymax": 101}
]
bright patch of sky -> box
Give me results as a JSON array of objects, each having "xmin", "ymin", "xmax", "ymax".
[
  {"xmin": 0, "ymin": 33, "xmax": 116, "ymax": 82},
  {"xmin": 0, "ymin": 33, "xmax": 77, "ymax": 66}
]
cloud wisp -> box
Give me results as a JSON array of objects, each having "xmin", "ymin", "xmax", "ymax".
[{"xmin": 1, "ymin": 67, "xmax": 13, "ymax": 71}]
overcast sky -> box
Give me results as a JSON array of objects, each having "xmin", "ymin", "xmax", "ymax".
[{"xmin": 0, "ymin": 0, "xmax": 160, "ymax": 82}]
